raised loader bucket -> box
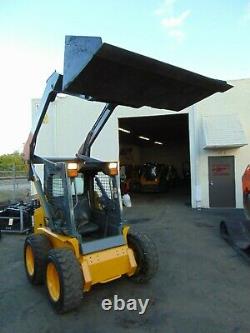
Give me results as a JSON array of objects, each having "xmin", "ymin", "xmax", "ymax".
[{"xmin": 63, "ymin": 36, "xmax": 232, "ymax": 111}]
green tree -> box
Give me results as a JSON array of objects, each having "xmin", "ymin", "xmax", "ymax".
[{"xmin": 0, "ymin": 151, "xmax": 26, "ymax": 171}]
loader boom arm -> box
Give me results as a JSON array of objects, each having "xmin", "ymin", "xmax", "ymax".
[
  {"xmin": 24, "ymin": 72, "xmax": 63, "ymax": 163},
  {"xmin": 78, "ymin": 103, "xmax": 117, "ymax": 157}
]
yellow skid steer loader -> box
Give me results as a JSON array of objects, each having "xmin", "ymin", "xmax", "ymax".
[{"xmin": 23, "ymin": 36, "xmax": 232, "ymax": 313}]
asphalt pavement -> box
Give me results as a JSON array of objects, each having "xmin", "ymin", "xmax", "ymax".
[{"xmin": 1, "ymin": 190, "xmax": 250, "ymax": 333}]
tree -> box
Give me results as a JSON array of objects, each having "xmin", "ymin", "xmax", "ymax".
[{"xmin": 0, "ymin": 151, "xmax": 26, "ymax": 171}]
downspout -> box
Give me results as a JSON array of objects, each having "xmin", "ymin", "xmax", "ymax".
[{"xmin": 189, "ymin": 105, "xmax": 202, "ymax": 209}]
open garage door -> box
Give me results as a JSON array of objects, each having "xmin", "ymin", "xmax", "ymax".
[{"xmin": 118, "ymin": 114, "xmax": 191, "ymax": 206}]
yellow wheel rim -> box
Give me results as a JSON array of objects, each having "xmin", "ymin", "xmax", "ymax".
[
  {"xmin": 47, "ymin": 262, "xmax": 60, "ymax": 301},
  {"xmin": 25, "ymin": 245, "xmax": 34, "ymax": 276}
]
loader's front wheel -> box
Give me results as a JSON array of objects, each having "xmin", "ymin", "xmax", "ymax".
[
  {"xmin": 24, "ymin": 234, "xmax": 51, "ymax": 285},
  {"xmin": 127, "ymin": 230, "xmax": 158, "ymax": 283},
  {"xmin": 46, "ymin": 248, "xmax": 83, "ymax": 314}
]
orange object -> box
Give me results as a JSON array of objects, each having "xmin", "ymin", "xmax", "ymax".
[
  {"xmin": 107, "ymin": 162, "xmax": 118, "ymax": 176},
  {"xmin": 67, "ymin": 169, "xmax": 78, "ymax": 177},
  {"xmin": 67, "ymin": 162, "xmax": 78, "ymax": 177},
  {"xmin": 242, "ymin": 165, "xmax": 250, "ymax": 195}
]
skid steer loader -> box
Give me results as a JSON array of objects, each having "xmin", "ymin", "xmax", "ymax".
[{"xmin": 23, "ymin": 36, "xmax": 232, "ymax": 313}]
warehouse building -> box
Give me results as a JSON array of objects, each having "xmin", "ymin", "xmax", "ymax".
[{"xmin": 33, "ymin": 78, "xmax": 250, "ymax": 209}]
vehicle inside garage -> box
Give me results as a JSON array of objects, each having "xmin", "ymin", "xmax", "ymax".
[{"xmin": 118, "ymin": 113, "xmax": 191, "ymax": 205}]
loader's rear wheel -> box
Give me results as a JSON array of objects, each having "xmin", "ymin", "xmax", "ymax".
[
  {"xmin": 46, "ymin": 248, "xmax": 83, "ymax": 314},
  {"xmin": 127, "ymin": 230, "xmax": 158, "ymax": 283},
  {"xmin": 24, "ymin": 234, "xmax": 51, "ymax": 285}
]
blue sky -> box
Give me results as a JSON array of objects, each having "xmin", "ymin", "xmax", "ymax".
[{"xmin": 0, "ymin": 0, "xmax": 250, "ymax": 154}]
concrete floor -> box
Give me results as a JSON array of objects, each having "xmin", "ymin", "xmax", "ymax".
[{"xmin": 1, "ymin": 190, "xmax": 250, "ymax": 333}]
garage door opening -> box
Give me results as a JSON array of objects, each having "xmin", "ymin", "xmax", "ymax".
[{"xmin": 118, "ymin": 114, "xmax": 191, "ymax": 206}]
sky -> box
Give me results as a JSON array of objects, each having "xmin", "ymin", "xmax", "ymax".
[{"xmin": 0, "ymin": 0, "xmax": 250, "ymax": 155}]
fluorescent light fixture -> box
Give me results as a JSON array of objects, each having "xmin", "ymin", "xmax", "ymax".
[
  {"xmin": 119, "ymin": 127, "xmax": 130, "ymax": 134},
  {"xmin": 154, "ymin": 141, "xmax": 163, "ymax": 145},
  {"xmin": 139, "ymin": 136, "xmax": 150, "ymax": 141}
]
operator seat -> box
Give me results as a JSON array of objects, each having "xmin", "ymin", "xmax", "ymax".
[{"xmin": 74, "ymin": 197, "xmax": 98, "ymax": 236}]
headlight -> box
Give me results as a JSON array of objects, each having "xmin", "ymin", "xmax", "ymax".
[
  {"xmin": 67, "ymin": 162, "xmax": 78, "ymax": 177},
  {"xmin": 108, "ymin": 162, "xmax": 118, "ymax": 176},
  {"xmin": 67, "ymin": 162, "xmax": 78, "ymax": 170},
  {"xmin": 109, "ymin": 162, "xmax": 117, "ymax": 169}
]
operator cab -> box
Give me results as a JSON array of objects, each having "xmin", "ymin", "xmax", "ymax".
[{"xmin": 43, "ymin": 158, "xmax": 122, "ymax": 242}]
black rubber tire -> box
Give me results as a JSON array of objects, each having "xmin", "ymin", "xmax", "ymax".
[
  {"xmin": 46, "ymin": 248, "xmax": 83, "ymax": 314},
  {"xmin": 24, "ymin": 234, "xmax": 52, "ymax": 285},
  {"xmin": 127, "ymin": 230, "xmax": 158, "ymax": 283}
]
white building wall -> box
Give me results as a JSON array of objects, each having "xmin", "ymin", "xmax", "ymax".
[
  {"xmin": 190, "ymin": 79, "xmax": 250, "ymax": 208},
  {"xmin": 33, "ymin": 97, "xmax": 177, "ymax": 160},
  {"xmin": 32, "ymin": 78, "xmax": 250, "ymax": 209}
]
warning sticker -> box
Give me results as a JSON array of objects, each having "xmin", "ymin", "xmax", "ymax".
[{"xmin": 212, "ymin": 164, "xmax": 230, "ymax": 176}]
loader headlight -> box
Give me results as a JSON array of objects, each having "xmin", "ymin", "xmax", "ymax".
[
  {"xmin": 67, "ymin": 162, "xmax": 78, "ymax": 177},
  {"xmin": 108, "ymin": 162, "xmax": 118, "ymax": 176}
]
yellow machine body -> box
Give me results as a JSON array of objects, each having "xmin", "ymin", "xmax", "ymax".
[
  {"xmin": 34, "ymin": 208, "xmax": 137, "ymax": 292},
  {"xmin": 33, "ymin": 206, "xmax": 46, "ymax": 233}
]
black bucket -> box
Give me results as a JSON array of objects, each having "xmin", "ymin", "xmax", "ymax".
[{"xmin": 62, "ymin": 36, "xmax": 232, "ymax": 111}]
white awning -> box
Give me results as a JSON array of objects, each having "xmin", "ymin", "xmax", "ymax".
[{"xmin": 202, "ymin": 114, "xmax": 248, "ymax": 149}]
